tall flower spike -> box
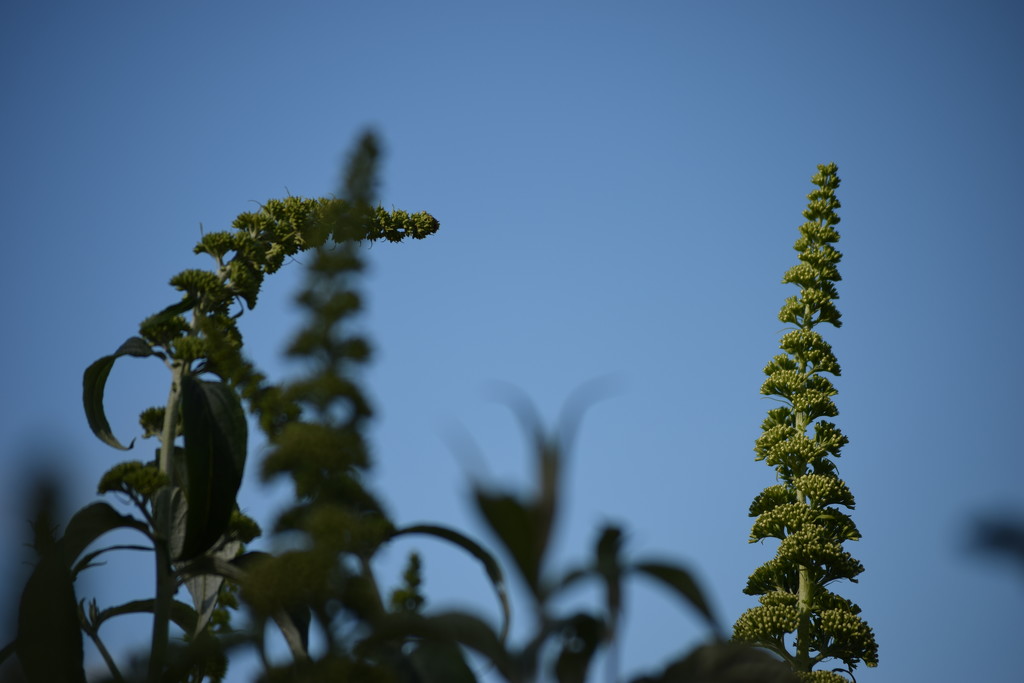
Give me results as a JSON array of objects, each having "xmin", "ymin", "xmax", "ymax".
[{"xmin": 733, "ymin": 164, "xmax": 877, "ymax": 682}]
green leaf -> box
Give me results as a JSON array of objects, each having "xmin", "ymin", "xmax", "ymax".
[
  {"xmin": 405, "ymin": 640, "xmax": 477, "ymax": 683},
  {"xmin": 61, "ymin": 502, "xmax": 150, "ymax": 576},
  {"xmin": 390, "ymin": 524, "xmax": 510, "ymax": 642},
  {"xmin": 82, "ymin": 337, "xmax": 157, "ymax": 450},
  {"xmin": 633, "ymin": 562, "xmax": 720, "ymax": 634},
  {"xmin": 474, "ymin": 491, "xmax": 543, "ymax": 596},
  {"xmin": 154, "ymin": 486, "xmax": 187, "ymax": 561},
  {"xmin": 179, "ymin": 376, "xmax": 247, "ymax": 560},
  {"xmin": 185, "ymin": 540, "xmax": 241, "ymax": 636},
  {"xmin": 16, "ymin": 550, "xmax": 86, "ymax": 683}
]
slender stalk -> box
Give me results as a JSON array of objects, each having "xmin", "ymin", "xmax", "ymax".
[
  {"xmin": 157, "ymin": 362, "xmax": 184, "ymax": 479},
  {"xmin": 150, "ymin": 361, "xmax": 184, "ymax": 682},
  {"xmin": 147, "ymin": 541, "xmax": 174, "ymax": 682},
  {"xmin": 84, "ymin": 625, "xmax": 126, "ymax": 683}
]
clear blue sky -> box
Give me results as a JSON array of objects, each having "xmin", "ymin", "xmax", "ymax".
[{"xmin": 2, "ymin": 2, "xmax": 1023, "ymax": 681}]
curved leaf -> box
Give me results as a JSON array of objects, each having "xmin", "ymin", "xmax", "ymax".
[
  {"xmin": 82, "ymin": 337, "xmax": 156, "ymax": 450},
  {"xmin": 391, "ymin": 524, "xmax": 510, "ymax": 642},
  {"xmin": 178, "ymin": 376, "xmax": 247, "ymax": 560},
  {"xmin": 633, "ymin": 562, "xmax": 720, "ymax": 634},
  {"xmin": 93, "ymin": 599, "xmax": 199, "ymax": 634},
  {"xmin": 72, "ymin": 544, "xmax": 152, "ymax": 578},
  {"xmin": 61, "ymin": 502, "xmax": 150, "ymax": 575},
  {"xmin": 634, "ymin": 641, "xmax": 799, "ymax": 683}
]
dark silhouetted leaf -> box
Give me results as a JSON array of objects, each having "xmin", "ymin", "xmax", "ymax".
[
  {"xmin": 475, "ymin": 491, "xmax": 544, "ymax": 596},
  {"xmin": 61, "ymin": 502, "xmax": 150, "ymax": 576},
  {"xmin": 93, "ymin": 598, "xmax": 199, "ymax": 635},
  {"xmin": 595, "ymin": 525, "xmax": 624, "ymax": 638},
  {"xmin": 82, "ymin": 337, "xmax": 156, "ymax": 450},
  {"xmin": 179, "ymin": 376, "xmax": 247, "ymax": 559},
  {"xmin": 406, "ymin": 639, "xmax": 477, "ymax": 683},
  {"xmin": 376, "ymin": 611, "xmax": 512, "ymax": 681},
  {"xmin": 554, "ymin": 614, "xmax": 603, "ymax": 683},
  {"xmin": 16, "ymin": 551, "xmax": 85, "ymax": 683},
  {"xmin": 633, "ymin": 642, "xmax": 798, "ymax": 683}
]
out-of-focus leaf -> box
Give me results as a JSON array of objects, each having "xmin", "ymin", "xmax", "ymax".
[
  {"xmin": 553, "ymin": 614, "xmax": 603, "ymax": 683},
  {"xmin": 482, "ymin": 385, "xmax": 560, "ymax": 575},
  {"xmin": 633, "ymin": 562, "xmax": 720, "ymax": 634},
  {"xmin": 405, "ymin": 639, "xmax": 477, "ymax": 683},
  {"xmin": 391, "ymin": 524, "xmax": 510, "ymax": 641},
  {"xmin": 421, "ymin": 613, "xmax": 509, "ymax": 675},
  {"xmin": 16, "ymin": 551, "xmax": 85, "ymax": 683},
  {"xmin": 229, "ymin": 551, "xmax": 311, "ymax": 652},
  {"xmin": 82, "ymin": 337, "xmax": 156, "ymax": 450},
  {"xmin": 595, "ymin": 526, "xmax": 624, "ymax": 638},
  {"xmin": 179, "ymin": 376, "xmax": 247, "ymax": 560},
  {"xmin": 632, "ymin": 641, "xmax": 798, "ymax": 683},
  {"xmin": 61, "ymin": 502, "xmax": 150, "ymax": 576},
  {"xmin": 373, "ymin": 611, "xmax": 512, "ymax": 681},
  {"xmin": 475, "ymin": 491, "xmax": 544, "ymax": 596}
]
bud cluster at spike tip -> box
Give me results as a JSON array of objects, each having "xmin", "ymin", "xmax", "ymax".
[{"xmin": 732, "ymin": 164, "xmax": 878, "ymax": 678}]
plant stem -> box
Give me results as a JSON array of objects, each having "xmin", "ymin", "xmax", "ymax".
[
  {"xmin": 150, "ymin": 361, "xmax": 185, "ymax": 681},
  {"xmin": 795, "ymin": 563, "xmax": 812, "ymax": 670},
  {"xmin": 158, "ymin": 362, "xmax": 184, "ymax": 480},
  {"xmin": 794, "ymin": 401, "xmax": 811, "ymax": 671},
  {"xmin": 84, "ymin": 625, "xmax": 126, "ymax": 683},
  {"xmin": 148, "ymin": 541, "xmax": 174, "ymax": 682}
]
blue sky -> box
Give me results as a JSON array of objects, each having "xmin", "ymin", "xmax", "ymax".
[{"xmin": 2, "ymin": 1, "xmax": 1023, "ymax": 681}]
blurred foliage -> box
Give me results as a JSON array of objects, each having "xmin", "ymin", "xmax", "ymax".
[
  {"xmin": 973, "ymin": 514, "xmax": 1024, "ymax": 577},
  {"xmin": 2, "ymin": 138, "xmax": 803, "ymax": 682}
]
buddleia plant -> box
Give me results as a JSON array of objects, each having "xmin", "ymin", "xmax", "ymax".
[{"xmin": 732, "ymin": 164, "xmax": 878, "ymax": 682}]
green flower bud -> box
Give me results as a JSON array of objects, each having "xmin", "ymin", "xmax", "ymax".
[{"xmin": 98, "ymin": 460, "xmax": 168, "ymax": 499}]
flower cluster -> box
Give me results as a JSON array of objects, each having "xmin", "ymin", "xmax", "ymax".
[{"xmin": 732, "ymin": 164, "xmax": 878, "ymax": 678}]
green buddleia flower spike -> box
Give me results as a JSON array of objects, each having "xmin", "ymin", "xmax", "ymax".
[
  {"xmin": 390, "ymin": 552, "xmax": 427, "ymax": 614},
  {"xmin": 733, "ymin": 164, "xmax": 878, "ymax": 678}
]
